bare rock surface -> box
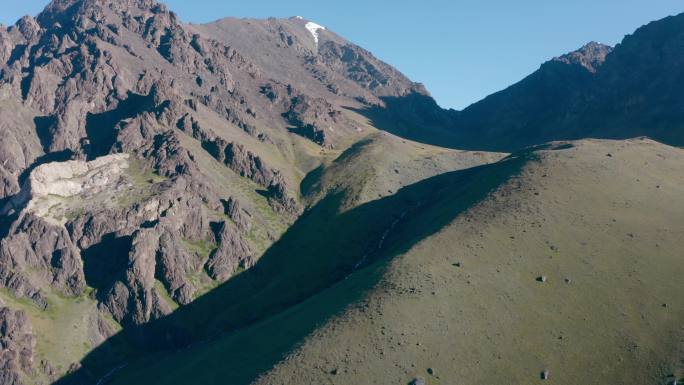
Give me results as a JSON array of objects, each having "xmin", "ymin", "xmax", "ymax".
[
  {"xmin": 1, "ymin": 154, "xmax": 130, "ymax": 221},
  {"xmin": 0, "ymin": 308, "xmax": 36, "ymax": 385},
  {"xmin": 553, "ymin": 41, "xmax": 613, "ymax": 73}
]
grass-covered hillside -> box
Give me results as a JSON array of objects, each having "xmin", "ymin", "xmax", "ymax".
[{"xmin": 103, "ymin": 138, "xmax": 684, "ymax": 385}]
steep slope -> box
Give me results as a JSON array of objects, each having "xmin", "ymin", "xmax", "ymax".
[
  {"xmin": 450, "ymin": 13, "xmax": 684, "ymax": 151},
  {"xmin": 50, "ymin": 131, "xmax": 507, "ymax": 385},
  {"xmin": 0, "ymin": 1, "xmax": 499, "ymax": 383},
  {"xmin": 107, "ymin": 138, "xmax": 684, "ymax": 385},
  {"xmin": 190, "ymin": 16, "xmax": 435, "ymax": 147},
  {"xmin": 301, "ymin": 131, "xmax": 505, "ymax": 209}
]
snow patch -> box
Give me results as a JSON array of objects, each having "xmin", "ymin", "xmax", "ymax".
[
  {"xmin": 295, "ymin": 16, "xmax": 303, "ymax": 20},
  {"xmin": 305, "ymin": 21, "xmax": 325, "ymax": 46}
]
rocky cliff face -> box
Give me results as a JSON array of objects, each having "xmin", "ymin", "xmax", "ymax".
[
  {"xmin": 0, "ymin": 0, "xmax": 448, "ymax": 381},
  {"xmin": 0, "ymin": 308, "xmax": 36, "ymax": 385}
]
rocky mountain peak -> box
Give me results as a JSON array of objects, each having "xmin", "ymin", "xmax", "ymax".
[
  {"xmin": 37, "ymin": 0, "xmax": 172, "ymax": 30},
  {"xmin": 552, "ymin": 41, "xmax": 613, "ymax": 73},
  {"xmin": 41, "ymin": 0, "xmax": 166, "ymax": 15}
]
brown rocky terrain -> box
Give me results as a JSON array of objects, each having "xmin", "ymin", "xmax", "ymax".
[{"xmin": 0, "ymin": 308, "xmax": 36, "ymax": 385}]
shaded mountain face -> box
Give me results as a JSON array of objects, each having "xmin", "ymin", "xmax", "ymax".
[{"xmin": 449, "ymin": 13, "xmax": 684, "ymax": 151}]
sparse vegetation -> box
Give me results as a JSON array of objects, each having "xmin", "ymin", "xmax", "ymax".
[
  {"xmin": 104, "ymin": 139, "xmax": 684, "ymax": 385},
  {"xmin": 0, "ymin": 288, "xmax": 100, "ymax": 381}
]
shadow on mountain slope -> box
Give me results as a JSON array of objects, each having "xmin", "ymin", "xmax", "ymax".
[
  {"xmin": 55, "ymin": 149, "xmax": 533, "ymax": 385},
  {"xmin": 353, "ymin": 90, "xmax": 684, "ymax": 153},
  {"xmin": 349, "ymin": 92, "xmax": 464, "ymax": 150},
  {"xmin": 85, "ymin": 92, "xmax": 156, "ymax": 159}
]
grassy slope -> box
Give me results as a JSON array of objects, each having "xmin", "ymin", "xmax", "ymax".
[
  {"xmin": 100, "ymin": 139, "xmax": 526, "ymax": 385},
  {"xmin": 0, "ymin": 288, "xmax": 111, "ymax": 383},
  {"xmin": 108, "ymin": 138, "xmax": 684, "ymax": 385},
  {"xmin": 254, "ymin": 138, "xmax": 684, "ymax": 385}
]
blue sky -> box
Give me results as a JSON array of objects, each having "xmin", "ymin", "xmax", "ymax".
[{"xmin": 2, "ymin": 1, "xmax": 683, "ymax": 109}]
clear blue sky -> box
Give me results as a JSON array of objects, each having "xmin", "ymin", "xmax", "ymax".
[{"xmin": 2, "ymin": 1, "xmax": 682, "ymax": 110}]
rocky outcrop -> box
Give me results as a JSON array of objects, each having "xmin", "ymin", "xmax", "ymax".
[
  {"xmin": 100, "ymin": 228, "xmax": 172, "ymax": 325},
  {"xmin": 155, "ymin": 230, "xmax": 197, "ymax": 305},
  {"xmin": 224, "ymin": 143, "xmax": 274, "ymax": 187},
  {"xmin": 316, "ymin": 40, "xmax": 427, "ymax": 98},
  {"xmin": 260, "ymin": 82, "xmax": 343, "ymax": 147},
  {"xmin": 283, "ymin": 95, "xmax": 341, "ymax": 147},
  {"xmin": 1, "ymin": 154, "xmax": 130, "ymax": 218},
  {"xmin": 0, "ymin": 214, "xmax": 85, "ymax": 306},
  {"xmin": 70, "ymin": 191, "xmax": 212, "ymax": 324},
  {"xmin": 205, "ymin": 221, "xmax": 251, "ymax": 282},
  {"xmin": 222, "ymin": 197, "xmax": 251, "ymax": 232},
  {"xmin": 553, "ymin": 41, "xmax": 613, "ymax": 73},
  {"xmin": 224, "ymin": 143, "xmax": 300, "ymax": 214},
  {"xmin": 0, "ymin": 308, "xmax": 36, "ymax": 385},
  {"xmin": 175, "ymin": 113, "xmax": 299, "ymax": 214}
]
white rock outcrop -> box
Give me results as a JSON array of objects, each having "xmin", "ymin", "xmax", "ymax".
[
  {"xmin": 28, "ymin": 154, "xmax": 130, "ymax": 198},
  {"xmin": 1, "ymin": 154, "xmax": 130, "ymax": 218}
]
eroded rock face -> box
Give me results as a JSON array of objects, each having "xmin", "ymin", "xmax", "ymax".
[
  {"xmin": 175, "ymin": 112, "xmax": 300, "ymax": 214},
  {"xmin": 0, "ymin": 214, "xmax": 85, "ymax": 306},
  {"xmin": 317, "ymin": 40, "xmax": 427, "ymax": 98},
  {"xmin": 1, "ymin": 154, "xmax": 130, "ymax": 219},
  {"xmin": 283, "ymin": 94, "xmax": 341, "ymax": 147},
  {"xmin": 260, "ymin": 82, "xmax": 346, "ymax": 147},
  {"xmin": 0, "ymin": 308, "xmax": 36, "ymax": 385},
  {"xmin": 224, "ymin": 143, "xmax": 274, "ymax": 187},
  {"xmin": 101, "ymin": 228, "xmax": 170, "ymax": 325},
  {"xmin": 205, "ymin": 221, "xmax": 251, "ymax": 282},
  {"xmin": 222, "ymin": 197, "xmax": 251, "ymax": 232}
]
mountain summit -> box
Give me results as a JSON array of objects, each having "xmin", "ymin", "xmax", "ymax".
[{"xmin": 552, "ymin": 41, "xmax": 613, "ymax": 72}]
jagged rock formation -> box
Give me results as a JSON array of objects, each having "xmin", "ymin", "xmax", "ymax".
[
  {"xmin": 0, "ymin": 308, "xmax": 36, "ymax": 385},
  {"xmin": 205, "ymin": 221, "xmax": 251, "ymax": 282},
  {"xmin": 260, "ymin": 81, "xmax": 346, "ymax": 147},
  {"xmin": 552, "ymin": 41, "xmax": 612, "ymax": 73},
  {"xmin": 222, "ymin": 197, "xmax": 251, "ymax": 232},
  {"xmin": 283, "ymin": 94, "xmax": 343, "ymax": 147},
  {"xmin": 1, "ymin": 214, "xmax": 85, "ymax": 307},
  {"xmin": 175, "ymin": 111, "xmax": 299, "ymax": 214}
]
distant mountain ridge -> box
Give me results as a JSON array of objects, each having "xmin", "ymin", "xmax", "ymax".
[
  {"xmin": 364, "ymin": 12, "xmax": 684, "ymax": 151},
  {"xmin": 447, "ymin": 12, "xmax": 684, "ymax": 150}
]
